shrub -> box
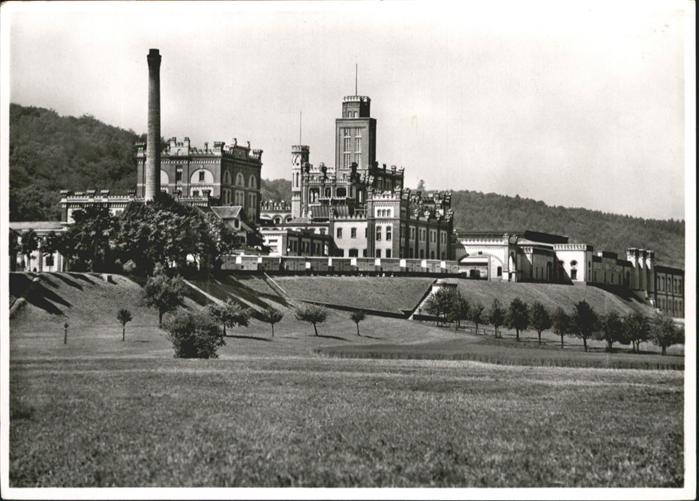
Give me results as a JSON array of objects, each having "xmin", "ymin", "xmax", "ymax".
[
  {"xmin": 207, "ymin": 299, "xmax": 250, "ymax": 336},
  {"xmin": 650, "ymin": 313, "xmax": 683, "ymax": 355},
  {"xmin": 163, "ymin": 309, "xmax": 225, "ymax": 359},
  {"xmin": 596, "ymin": 311, "xmax": 624, "ymax": 352},
  {"xmin": 295, "ymin": 305, "xmax": 328, "ymax": 336},
  {"xmin": 143, "ymin": 265, "xmax": 185, "ymax": 327}
]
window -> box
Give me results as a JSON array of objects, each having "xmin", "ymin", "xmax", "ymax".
[
  {"xmin": 570, "ymin": 260, "xmax": 578, "ymax": 266},
  {"xmin": 203, "ymin": 190, "xmax": 211, "ymax": 198},
  {"xmin": 236, "ymin": 173, "xmax": 245, "ymax": 186},
  {"xmin": 409, "ymin": 248, "xmax": 414, "ymax": 258},
  {"xmin": 420, "ymin": 249, "xmax": 425, "ymax": 259},
  {"xmin": 351, "ymin": 227, "xmax": 357, "ymax": 238},
  {"xmin": 430, "ymin": 230, "xmax": 436, "ymax": 243},
  {"xmin": 376, "ymin": 249, "xmax": 382, "ymax": 258},
  {"xmin": 336, "ymin": 228, "xmax": 343, "ymax": 239},
  {"xmin": 193, "ymin": 190, "xmax": 200, "ymax": 197},
  {"xmin": 45, "ymin": 254, "xmax": 54, "ymax": 267},
  {"xmin": 199, "ymin": 171, "xmax": 205, "ymax": 182},
  {"xmin": 349, "ymin": 248, "xmax": 358, "ymax": 257},
  {"xmin": 386, "ymin": 226, "xmax": 392, "ymax": 241},
  {"xmin": 248, "ymin": 176, "xmax": 257, "ymax": 189},
  {"xmin": 320, "ymin": 228, "xmax": 326, "ymax": 235},
  {"xmin": 363, "ymin": 249, "xmax": 368, "ymax": 257},
  {"xmin": 325, "ymin": 187, "xmax": 331, "ymax": 198},
  {"xmin": 410, "ymin": 227, "xmax": 416, "ymax": 240},
  {"xmin": 571, "ymin": 269, "xmax": 578, "ymax": 280},
  {"xmin": 497, "ymin": 266, "xmax": 502, "ymax": 277},
  {"xmin": 376, "ymin": 227, "xmax": 382, "ymax": 241},
  {"xmin": 386, "ymin": 249, "xmax": 392, "ymax": 258},
  {"xmin": 365, "ymin": 228, "xmax": 368, "ymax": 238},
  {"xmin": 430, "ymin": 251, "xmax": 435, "ymax": 259},
  {"xmin": 336, "ymin": 187, "xmax": 346, "ymax": 198},
  {"xmin": 176, "ymin": 167, "xmax": 183, "ymax": 182}
]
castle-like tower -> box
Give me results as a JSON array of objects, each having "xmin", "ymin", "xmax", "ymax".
[
  {"xmin": 291, "ymin": 144, "xmax": 310, "ymax": 218},
  {"xmin": 334, "ymin": 95, "xmax": 376, "ymax": 173}
]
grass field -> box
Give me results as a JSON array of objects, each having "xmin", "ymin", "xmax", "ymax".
[
  {"xmin": 8, "ymin": 271, "xmax": 686, "ymax": 487},
  {"xmin": 10, "ymin": 357, "xmax": 683, "ymax": 487}
]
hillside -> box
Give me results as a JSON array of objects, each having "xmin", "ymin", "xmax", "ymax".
[{"xmin": 9, "ymin": 103, "xmax": 684, "ymax": 267}]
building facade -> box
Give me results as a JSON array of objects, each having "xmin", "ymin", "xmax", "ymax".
[{"xmin": 264, "ymin": 92, "xmax": 454, "ymax": 261}]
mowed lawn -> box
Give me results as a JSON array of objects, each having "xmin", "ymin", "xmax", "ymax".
[{"xmin": 10, "ymin": 357, "xmax": 683, "ymax": 487}]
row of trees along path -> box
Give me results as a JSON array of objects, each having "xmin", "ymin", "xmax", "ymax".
[{"xmin": 423, "ymin": 287, "xmax": 683, "ymax": 355}]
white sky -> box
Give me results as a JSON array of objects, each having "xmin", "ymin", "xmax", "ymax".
[{"xmin": 5, "ymin": 0, "xmax": 689, "ymax": 220}]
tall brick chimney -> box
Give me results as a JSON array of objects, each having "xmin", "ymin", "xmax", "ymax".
[{"xmin": 145, "ymin": 48, "xmax": 162, "ymax": 201}]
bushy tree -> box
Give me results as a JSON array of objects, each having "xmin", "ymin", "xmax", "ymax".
[
  {"xmin": 571, "ymin": 301, "xmax": 598, "ymax": 352},
  {"xmin": 164, "ymin": 309, "xmax": 225, "ymax": 359},
  {"xmin": 350, "ymin": 310, "xmax": 366, "ymax": 336},
  {"xmin": 551, "ymin": 307, "xmax": 570, "ymax": 348},
  {"xmin": 260, "ymin": 307, "xmax": 284, "ymax": 337},
  {"xmin": 63, "ymin": 205, "xmax": 117, "ymax": 271},
  {"xmin": 597, "ymin": 311, "xmax": 624, "ymax": 352},
  {"xmin": 469, "ymin": 303, "xmax": 485, "ymax": 334},
  {"xmin": 650, "ymin": 313, "xmax": 683, "ymax": 355},
  {"xmin": 295, "ymin": 305, "xmax": 328, "ymax": 336},
  {"xmin": 20, "ymin": 229, "xmax": 38, "ymax": 270},
  {"xmin": 424, "ymin": 287, "xmax": 455, "ymax": 326},
  {"xmin": 446, "ymin": 292, "xmax": 470, "ymax": 331},
  {"xmin": 142, "ymin": 265, "xmax": 185, "ymax": 327},
  {"xmin": 488, "ymin": 299, "xmax": 506, "ymax": 338},
  {"xmin": 117, "ymin": 309, "xmax": 133, "ymax": 342},
  {"xmin": 529, "ymin": 302, "xmax": 551, "ymax": 345},
  {"xmin": 506, "ymin": 298, "xmax": 529, "ymax": 342},
  {"xmin": 623, "ymin": 312, "xmax": 651, "ymax": 353},
  {"xmin": 207, "ymin": 299, "xmax": 250, "ymax": 336},
  {"xmin": 9, "ymin": 229, "xmax": 19, "ymax": 271}
]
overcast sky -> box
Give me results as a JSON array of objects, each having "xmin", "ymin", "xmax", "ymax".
[{"xmin": 6, "ymin": 1, "xmax": 689, "ymax": 220}]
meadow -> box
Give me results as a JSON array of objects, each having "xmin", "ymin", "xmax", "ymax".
[{"xmin": 8, "ymin": 272, "xmax": 686, "ymax": 487}]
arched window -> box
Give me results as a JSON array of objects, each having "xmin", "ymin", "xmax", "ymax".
[
  {"xmin": 248, "ymin": 175, "xmax": 257, "ymax": 189},
  {"xmin": 309, "ymin": 188, "xmax": 319, "ymax": 203},
  {"xmin": 570, "ymin": 260, "xmax": 578, "ymax": 266},
  {"xmin": 236, "ymin": 173, "xmax": 245, "ymax": 187},
  {"xmin": 160, "ymin": 170, "xmax": 169, "ymax": 186},
  {"xmin": 223, "ymin": 170, "xmax": 232, "ymax": 185},
  {"xmin": 325, "ymin": 187, "xmax": 332, "ymax": 198},
  {"xmin": 190, "ymin": 169, "xmax": 214, "ymax": 185},
  {"xmin": 336, "ymin": 187, "xmax": 347, "ymax": 198}
]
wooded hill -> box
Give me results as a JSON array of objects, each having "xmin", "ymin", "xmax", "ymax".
[{"xmin": 9, "ymin": 103, "xmax": 684, "ymax": 267}]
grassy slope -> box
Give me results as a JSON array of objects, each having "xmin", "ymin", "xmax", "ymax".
[
  {"xmin": 10, "ymin": 357, "xmax": 683, "ymax": 487},
  {"xmin": 453, "ymin": 280, "xmax": 654, "ymax": 316}
]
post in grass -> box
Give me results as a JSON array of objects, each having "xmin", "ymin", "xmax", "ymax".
[{"xmin": 63, "ymin": 322, "xmax": 69, "ymax": 344}]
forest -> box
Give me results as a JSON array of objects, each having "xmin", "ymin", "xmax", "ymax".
[{"xmin": 9, "ymin": 103, "xmax": 684, "ymax": 267}]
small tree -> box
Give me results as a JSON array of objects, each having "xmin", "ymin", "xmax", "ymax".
[
  {"xmin": 423, "ymin": 287, "xmax": 455, "ymax": 326},
  {"xmin": 207, "ymin": 299, "xmax": 250, "ymax": 336},
  {"xmin": 117, "ymin": 308, "xmax": 133, "ymax": 342},
  {"xmin": 295, "ymin": 305, "xmax": 328, "ymax": 336},
  {"xmin": 446, "ymin": 292, "xmax": 469, "ymax": 331},
  {"xmin": 551, "ymin": 307, "xmax": 570, "ymax": 349},
  {"xmin": 572, "ymin": 301, "xmax": 598, "ymax": 352},
  {"xmin": 350, "ymin": 310, "xmax": 366, "ymax": 336},
  {"xmin": 469, "ymin": 303, "xmax": 485, "ymax": 334},
  {"xmin": 164, "ymin": 309, "xmax": 224, "ymax": 359},
  {"xmin": 623, "ymin": 312, "xmax": 651, "ymax": 353},
  {"xmin": 529, "ymin": 302, "xmax": 551, "ymax": 345},
  {"xmin": 650, "ymin": 313, "xmax": 682, "ymax": 355},
  {"xmin": 489, "ymin": 299, "xmax": 506, "ymax": 338},
  {"xmin": 597, "ymin": 311, "xmax": 624, "ymax": 352},
  {"xmin": 142, "ymin": 265, "xmax": 185, "ymax": 327},
  {"xmin": 260, "ymin": 307, "xmax": 284, "ymax": 337},
  {"xmin": 506, "ymin": 298, "xmax": 529, "ymax": 342}
]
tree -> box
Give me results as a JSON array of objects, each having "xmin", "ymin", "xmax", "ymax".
[
  {"xmin": 142, "ymin": 265, "xmax": 185, "ymax": 327},
  {"xmin": 9, "ymin": 229, "xmax": 19, "ymax": 271},
  {"xmin": 506, "ymin": 298, "xmax": 529, "ymax": 342},
  {"xmin": 551, "ymin": 307, "xmax": 570, "ymax": 348},
  {"xmin": 164, "ymin": 309, "xmax": 225, "ymax": 359},
  {"xmin": 650, "ymin": 313, "xmax": 682, "ymax": 355},
  {"xmin": 416, "ymin": 179, "xmax": 426, "ymax": 192},
  {"xmin": 446, "ymin": 292, "xmax": 470, "ymax": 331},
  {"xmin": 469, "ymin": 303, "xmax": 485, "ymax": 334},
  {"xmin": 529, "ymin": 302, "xmax": 552, "ymax": 345},
  {"xmin": 571, "ymin": 301, "xmax": 598, "ymax": 352},
  {"xmin": 597, "ymin": 311, "xmax": 624, "ymax": 352},
  {"xmin": 41, "ymin": 231, "xmax": 62, "ymax": 265},
  {"xmin": 63, "ymin": 205, "xmax": 117, "ymax": 271},
  {"xmin": 623, "ymin": 312, "xmax": 651, "ymax": 353},
  {"xmin": 423, "ymin": 287, "xmax": 455, "ymax": 326},
  {"xmin": 350, "ymin": 310, "xmax": 366, "ymax": 336},
  {"xmin": 259, "ymin": 307, "xmax": 284, "ymax": 337},
  {"xmin": 295, "ymin": 305, "xmax": 328, "ymax": 336},
  {"xmin": 20, "ymin": 229, "xmax": 38, "ymax": 270},
  {"xmin": 207, "ymin": 299, "xmax": 250, "ymax": 336},
  {"xmin": 116, "ymin": 309, "xmax": 133, "ymax": 342},
  {"xmin": 488, "ymin": 299, "xmax": 506, "ymax": 338}
]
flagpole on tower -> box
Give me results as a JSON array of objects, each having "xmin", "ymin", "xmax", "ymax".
[
  {"xmin": 299, "ymin": 111, "xmax": 302, "ymax": 144},
  {"xmin": 355, "ymin": 63, "xmax": 358, "ymax": 95}
]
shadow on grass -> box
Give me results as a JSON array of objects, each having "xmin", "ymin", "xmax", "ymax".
[
  {"xmin": 52, "ymin": 274, "xmax": 84, "ymax": 290},
  {"xmin": 358, "ymin": 334, "xmax": 384, "ymax": 340},
  {"xmin": 38, "ymin": 275, "xmax": 60, "ymax": 288},
  {"xmin": 310, "ymin": 334, "xmax": 348, "ymax": 341},
  {"xmin": 69, "ymin": 273, "xmax": 97, "ymax": 285},
  {"xmin": 225, "ymin": 335, "xmax": 272, "ymax": 342},
  {"xmin": 24, "ymin": 282, "xmax": 72, "ymax": 316}
]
